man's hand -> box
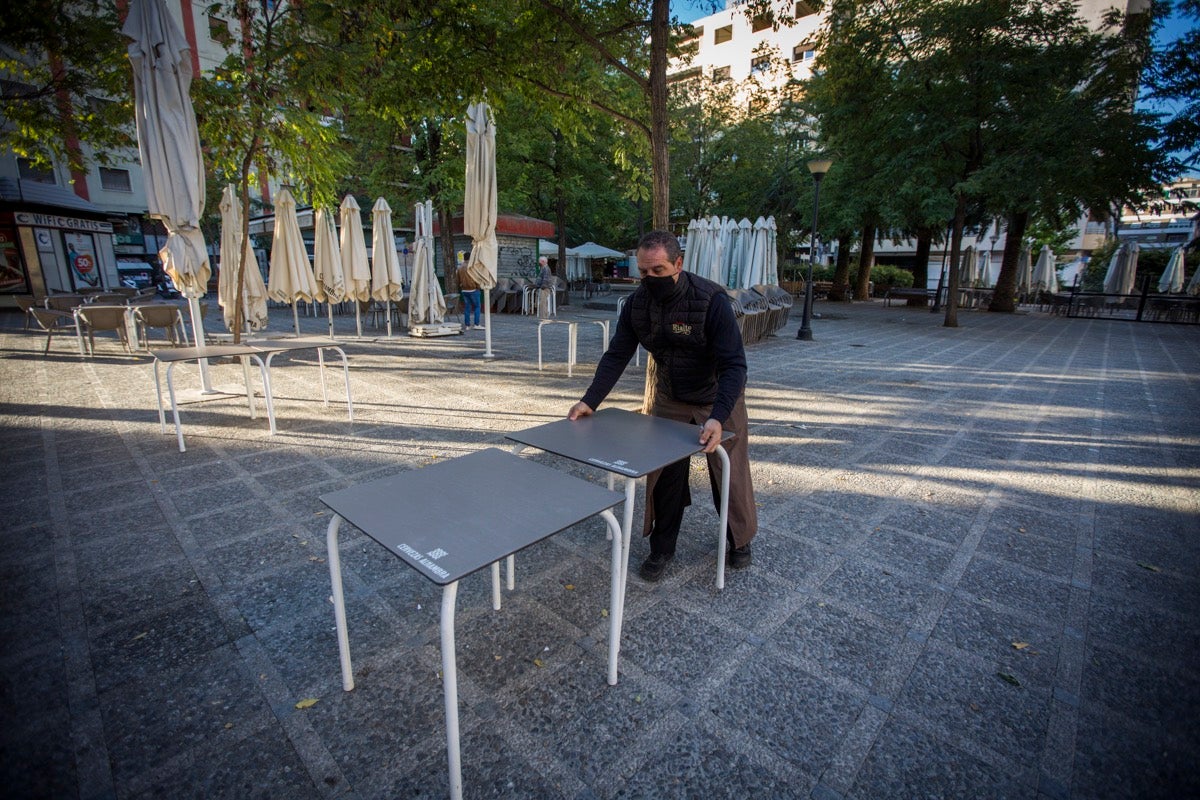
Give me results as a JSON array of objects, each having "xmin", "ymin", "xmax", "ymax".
[
  {"xmin": 699, "ymin": 418, "xmax": 723, "ymax": 453},
  {"xmin": 568, "ymin": 401, "xmax": 594, "ymax": 420}
]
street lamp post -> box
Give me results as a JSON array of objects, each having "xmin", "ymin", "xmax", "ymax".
[{"xmin": 797, "ymin": 157, "xmax": 832, "ymax": 341}]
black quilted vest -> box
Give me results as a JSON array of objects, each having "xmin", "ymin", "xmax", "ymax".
[{"xmin": 629, "ymin": 272, "xmax": 723, "ymax": 405}]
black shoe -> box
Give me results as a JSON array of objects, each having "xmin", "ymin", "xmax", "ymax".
[
  {"xmin": 727, "ymin": 543, "xmax": 752, "ymax": 569},
  {"xmin": 640, "ymin": 552, "xmax": 673, "ymax": 582}
]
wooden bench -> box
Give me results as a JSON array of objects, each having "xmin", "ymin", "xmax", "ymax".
[{"xmin": 884, "ymin": 288, "xmax": 933, "ymax": 307}]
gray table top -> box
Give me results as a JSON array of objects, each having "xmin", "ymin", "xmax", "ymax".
[
  {"xmin": 505, "ymin": 407, "xmax": 735, "ymax": 478},
  {"xmin": 319, "ymin": 448, "xmax": 623, "ymax": 585},
  {"xmin": 150, "ymin": 344, "xmax": 263, "ymax": 363}
]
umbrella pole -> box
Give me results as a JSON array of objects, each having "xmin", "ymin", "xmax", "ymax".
[
  {"xmin": 482, "ymin": 289, "xmax": 494, "ymax": 358},
  {"xmin": 355, "ymin": 303, "xmax": 362, "ymax": 338},
  {"xmin": 386, "ymin": 300, "xmax": 392, "ymax": 337},
  {"xmin": 186, "ymin": 296, "xmax": 214, "ymax": 392},
  {"xmin": 327, "ymin": 304, "xmax": 335, "ymax": 339},
  {"xmin": 292, "ymin": 302, "xmax": 301, "ymax": 335}
]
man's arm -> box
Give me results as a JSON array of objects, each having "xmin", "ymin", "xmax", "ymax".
[
  {"xmin": 706, "ymin": 292, "xmax": 747, "ymax": 425},
  {"xmin": 575, "ymin": 302, "xmax": 638, "ymax": 415}
]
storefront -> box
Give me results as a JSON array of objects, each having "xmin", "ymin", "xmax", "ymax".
[{"xmin": 0, "ymin": 178, "xmax": 121, "ymax": 308}]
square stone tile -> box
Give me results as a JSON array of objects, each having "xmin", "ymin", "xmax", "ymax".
[
  {"xmin": 99, "ymin": 646, "xmax": 275, "ymax": 789},
  {"xmin": 856, "ymin": 527, "xmax": 956, "ymax": 581},
  {"xmin": 451, "ymin": 598, "xmax": 587, "ymax": 694},
  {"xmin": 820, "ymin": 557, "xmax": 941, "ymax": 628},
  {"xmin": 769, "ymin": 597, "xmax": 904, "ymax": 691},
  {"xmin": 850, "ymin": 714, "xmax": 1030, "ymax": 799},
  {"xmin": 955, "ymin": 556, "xmax": 1070, "ymax": 624},
  {"xmin": 750, "ymin": 526, "xmax": 834, "ymax": 586},
  {"xmin": 931, "ymin": 596, "xmax": 1062, "ymax": 689},
  {"xmin": 204, "ymin": 528, "xmax": 315, "ymax": 585},
  {"xmin": 708, "ymin": 647, "xmax": 864, "ymax": 776},
  {"xmin": 225, "ymin": 561, "xmax": 341, "ymax": 632},
  {"xmin": 976, "ymin": 524, "xmax": 1076, "ymax": 579},
  {"xmin": 0, "ymin": 706, "xmax": 76, "ymax": 799},
  {"xmin": 1072, "ymin": 704, "xmax": 1200, "ymax": 800},
  {"xmin": 895, "ymin": 643, "xmax": 1051, "ymax": 763},
  {"xmin": 382, "ymin": 728, "xmax": 566, "ymax": 800},
  {"xmin": 882, "ymin": 503, "xmax": 974, "ymax": 546},
  {"xmin": 619, "ymin": 602, "xmax": 741, "ymax": 686},
  {"xmin": 80, "ymin": 557, "xmax": 201, "ymax": 631},
  {"xmin": 1087, "ymin": 593, "xmax": 1200, "ymax": 666},
  {"xmin": 1079, "ymin": 640, "xmax": 1200, "ymax": 731},
  {"xmin": 73, "ymin": 525, "xmax": 184, "ymax": 581},
  {"xmin": 1090, "ymin": 552, "xmax": 1199, "ymax": 611}
]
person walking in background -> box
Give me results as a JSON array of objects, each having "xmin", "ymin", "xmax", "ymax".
[
  {"xmin": 456, "ymin": 258, "xmax": 482, "ymax": 330},
  {"xmin": 535, "ymin": 256, "xmax": 555, "ymax": 318},
  {"xmin": 567, "ymin": 230, "xmax": 757, "ymax": 582}
]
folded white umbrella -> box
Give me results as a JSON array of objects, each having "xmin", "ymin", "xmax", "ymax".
[
  {"xmin": 744, "ymin": 216, "xmax": 770, "ymax": 289},
  {"xmin": 1158, "ymin": 247, "xmax": 1185, "ymax": 294},
  {"xmin": 682, "ymin": 219, "xmax": 700, "ymax": 274},
  {"xmin": 218, "ymin": 184, "xmax": 268, "ymax": 334},
  {"xmin": 765, "ymin": 216, "xmax": 779, "ymax": 285},
  {"xmin": 1032, "ymin": 245, "xmax": 1058, "ymax": 294},
  {"xmin": 339, "ymin": 195, "xmax": 372, "ymax": 336},
  {"xmin": 409, "ymin": 200, "xmax": 446, "ymax": 326},
  {"xmin": 313, "ymin": 207, "xmax": 345, "ymax": 338},
  {"xmin": 125, "ymin": 0, "xmax": 213, "ymax": 385},
  {"xmin": 1016, "ymin": 244, "xmax": 1033, "ymax": 297},
  {"xmin": 267, "ymin": 188, "xmax": 318, "ymax": 335},
  {"xmin": 370, "ymin": 197, "xmax": 404, "ymax": 337},
  {"xmin": 465, "ymin": 102, "xmax": 498, "ymax": 356},
  {"xmin": 1103, "ymin": 242, "xmax": 1139, "ymax": 296}
]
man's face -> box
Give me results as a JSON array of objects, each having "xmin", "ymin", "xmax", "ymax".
[{"xmin": 636, "ymin": 246, "xmax": 683, "ymax": 282}]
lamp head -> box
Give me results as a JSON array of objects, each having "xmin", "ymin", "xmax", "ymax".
[{"xmin": 807, "ymin": 157, "xmax": 833, "ymax": 180}]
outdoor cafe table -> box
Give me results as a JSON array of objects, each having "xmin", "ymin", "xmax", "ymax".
[
  {"xmin": 319, "ymin": 448, "xmax": 624, "ymax": 800},
  {"xmin": 505, "ymin": 407, "xmax": 735, "ymax": 633}
]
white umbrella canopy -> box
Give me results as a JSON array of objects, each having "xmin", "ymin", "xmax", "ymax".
[
  {"xmin": 339, "ymin": 195, "xmax": 372, "ymax": 337},
  {"xmin": 743, "ymin": 216, "xmax": 771, "ymax": 289},
  {"xmin": 267, "ymin": 188, "xmax": 318, "ymax": 335},
  {"xmin": 409, "ymin": 200, "xmax": 446, "ymax": 326},
  {"xmin": 730, "ymin": 218, "xmax": 754, "ymax": 288},
  {"xmin": 764, "ymin": 216, "xmax": 779, "ymax": 285},
  {"xmin": 370, "ymin": 197, "xmax": 403, "ymax": 337},
  {"xmin": 1103, "ymin": 242, "xmax": 1139, "ymax": 296},
  {"xmin": 313, "ymin": 207, "xmax": 345, "ymax": 337},
  {"xmin": 1032, "ymin": 245, "xmax": 1059, "ymax": 294},
  {"xmin": 682, "ymin": 219, "xmax": 700, "ymax": 273},
  {"xmin": 959, "ymin": 246, "xmax": 980, "ymax": 287},
  {"xmin": 1016, "ymin": 243, "xmax": 1033, "ymax": 296},
  {"xmin": 124, "ymin": 0, "xmax": 209, "ymax": 299},
  {"xmin": 1158, "ymin": 247, "xmax": 1185, "ymax": 294},
  {"xmin": 218, "ymin": 184, "xmax": 268, "ymax": 333},
  {"xmin": 1187, "ymin": 254, "xmax": 1200, "ymax": 296},
  {"xmin": 464, "ymin": 101, "xmax": 498, "ymax": 356},
  {"xmin": 706, "ymin": 216, "xmax": 726, "ymax": 284}
]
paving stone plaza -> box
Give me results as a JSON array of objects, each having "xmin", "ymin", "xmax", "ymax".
[{"xmin": 2, "ymin": 298, "xmax": 1197, "ymax": 799}]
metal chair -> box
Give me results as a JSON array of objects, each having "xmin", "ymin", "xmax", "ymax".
[
  {"xmin": 28, "ymin": 308, "xmax": 77, "ymax": 355},
  {"xmin": 133, "ymin": 304, "xmax": 187, "ymax": 348},
  {"xmin": 74, "ymin": 305, "xmax": 131, "ymax": 355}
]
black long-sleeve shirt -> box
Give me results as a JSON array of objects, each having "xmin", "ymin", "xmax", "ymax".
[{"xmin": 581, "ymin": 282, "xmax": 747, "ymax": 423}]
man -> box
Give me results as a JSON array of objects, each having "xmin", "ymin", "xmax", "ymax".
[
  {"xmin": 568, "ymin": 230, "xmax": 757, "ymax": 581},
  {"xmin": 534, "ymin": 256, "xmax": 555, "ymax": 317},
  {"xmin": 455, "ymin": 258, "xmax": 482, "ymax": 329}
]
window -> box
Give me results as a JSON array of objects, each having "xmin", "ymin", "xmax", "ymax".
[
  {"xmin": 712, "ymin": 65, "xmax": 731, "ymax": 82},
  {"xmin": 751, "ymin": 56, "xmax": 770, "ymax": 73},
  {"xmin": 208, "ymin": 13, "xmax": 233, "ymax": 46},
  {"xmin": 752, "ymin": 15, "xmax": 772, "ymax": 33},
  {"xmin": 99, "ymin": 167, "xmax": 132, "ymax": 192},
  {"xmin": 17, "ymin": 158, "xmax": 55, "ymax": 184},
  {"xmin": 714, "ymin": 25, "xmax": 732, "ymax": 44},
  {"xmin": 795, "ymin": 1, "xmax": 817, "ymax": 18},
  {"xmin": 793, "ymin": 43, "xmax": 817, "ymax": 62}
]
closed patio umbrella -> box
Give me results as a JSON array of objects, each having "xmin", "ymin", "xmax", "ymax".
[
  {"xmin": 1103, "ymin": 242, "xmax": 1139, "ymax": 296},
  {"xmin": 409, "ymin": 200, "xmax": 446, "ymax": 326},
  {"xmin": 339, "ymin": 195, "xmax": 371, "ymax": 337},
  {"xmin": 313, "ymin": 207, "xmax": 345, "ymax": 338},
  {"xmin": 764, "ymin": 216, "xmax": 779, "ymax": 285},
  {"xmin": 218, "ymin": 184, "xmax": 268, "ymax": 334},
  {"xmin": 1032, "ymin": 245, "xmax": 1059, "ymax": 294},
  {"xmin": 959, "ymin": 246, "xmax": 980, "ymax": 288},
  {"xmin": 267, "ymin": 188, "xmax": 318, "ymax": 335},
  {"xmin": 464, "ymin": 102, "xmax": 498, "ymax": 356},
  {"xmin": 1158, "ymin": 247, "xmax": 1185, "ymax": 294},
  {"xmin": 124, "ymin": 0, "xmax": 213, "ymax": 385},
  {"xmin": 682, "ymin": 219, "xmax": 700, "ymax": 274},
  {"xmin": 370, "ymin": 198, "xmax": 404, "ymax": 337},
  {"xmin": 1016, "ymin": 243, "xmax": 1033, "ymax": 298},
  {"xmin": 744, "ymin": 216, "xmax": 771, "ymax": 289}
]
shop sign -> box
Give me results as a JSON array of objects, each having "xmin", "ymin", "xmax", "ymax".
[{"xmin": 14, "ymin": 211, "xmax": 113, "ymax": 234}]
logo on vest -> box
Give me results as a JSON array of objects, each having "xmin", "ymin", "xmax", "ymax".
[{"xmin": 671, "ymin": 321, "xmax": 692, "ymax": 336}]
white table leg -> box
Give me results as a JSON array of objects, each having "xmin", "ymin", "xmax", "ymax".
[
  {"xmin": 326, "ymin": 514, "xmax": 355, "ymax": 691},
  {"xmin": 257, "ymin": 355, "xmax": 277, "ymax": 434},
  {"xmin": 491, "ymin": 561, "xmax": 501, "ymax": 610},
  {"xmin": 153, "ymin": 359, "xmax": 167, "ymax": 433},
  {"xmin": 331, "ymin": 345, "xmax": 354, "ymax": 421},
  {"xmin": 616, "ymin": 478, "xmax": 636, "ymax": 626},
  {"xmin": 166, "ymin": 363, "xmax": 186, "ymax": 453},
  {"xmin": 537, "ymin": 321, "xmax": 544, "ymax": 371},
  {"xmin": 240, "ymin": 356, "xmax": 257, "ymax": 420},
  {"xmin": 601, "ymin": 508, "xmax": 626, "ymax": 686},
  {"xmin": 440, "ymin": 582, "xmax": 463, "ymax": 800},
  {"xmin": 567, "ymin": 322, "xmax": 577, "ymax": 377},
  {"xmin": 506, "ymin": 555, "xmax": 514, "ymax": 591},
  {"xmin": 715, "ymin": 444, "xmax": 731, "ymax": 590},
  {"xmin": 317, "ymin": 347, "xmax": 330, "ymax": 407}
]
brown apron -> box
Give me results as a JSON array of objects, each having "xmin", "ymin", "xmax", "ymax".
[{"xmin": 641, "ymin": 393, "xmax": 757, "ymax": 548}]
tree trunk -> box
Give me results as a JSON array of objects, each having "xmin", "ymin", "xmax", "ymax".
[
  {"xmin": 648, "ymin": 0, "xmax": 670, "ymax": 229},
  {"xmin": 988, "ymin": 210, "xmax": 1028, "ymax": 313},
  {"xmin": 855, "ymin": 220, "xmax": 876, "ymax": 300},
  {"xmin": 943, "ymin": 192, "xmax": 967, "ymax": 328},
  {"xmin": 829, "ymin": 234, "xmax": 852, "ymax": 301},
  {"xmin": 437, "ymin": 204, "xmax": 455, "ymax": 290},
  {"xmin": 553, "ymin": 129, "xmax": 569, "ymax": 304},
  {"xmin": 910, "ymin": 226, "xmax": 932, "ymax": 304}
]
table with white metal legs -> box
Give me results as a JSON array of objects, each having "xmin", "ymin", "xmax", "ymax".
[
  {"xmin": 504, "ymin": 407, "xmax": 734, "ymax": 641},
  {"xmin": 319, "ymin": 448, "xmax": 624, "ymax": 800},
  {"xmin": 537, "ymin": 318, "xmax": 610, "ymax": 377},
  {"xmin": 151, "ymin": 344, "xmax": 270, "ymax": 453},
  {"xmin": 245, "ymin": 337, "xmax": 354, "ymax": 427}
]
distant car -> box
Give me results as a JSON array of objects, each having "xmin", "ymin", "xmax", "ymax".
[{"xmin": 118, "ymin": 268, "xmax": 153, "ymax": 289}]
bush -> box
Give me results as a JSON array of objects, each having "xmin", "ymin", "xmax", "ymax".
[{"xmin": 861, "ymin": 263, "xmax": 914, "ymax": 290}]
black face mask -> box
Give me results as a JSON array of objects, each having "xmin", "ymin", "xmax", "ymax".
[{"xmin": 642, "ymin": 275, "xmax": 678, "ymax": 302}]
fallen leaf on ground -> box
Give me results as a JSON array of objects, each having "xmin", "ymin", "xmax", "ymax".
[
  {"xmin": 1012, "ymin": 642, "xmax": 1030, "ymax": 650},
  {"xmin": 601, "ymin": 609, "xmax": 608, "ymax": 618},
  {"xmin": 996, "ymin": 672, "xmax": 1021, "ymax": 687},
  {"xmin": 130, "ymin": 631, "xmax": 148, "ymax": 642},
  {"xmin": 1137, "ymin": 562, "xmax": 1161, "ymax": 572},
  {"xmin": 563, "ymin": 584, "xmax": 575, "ymax": 591},
  {"xmin": 533, "ymin": 658, "xmax": 544, "ymax": 668},
  {"xmin": 295, "ymin": 698, "xmax": 319, "ymax": 709}
]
